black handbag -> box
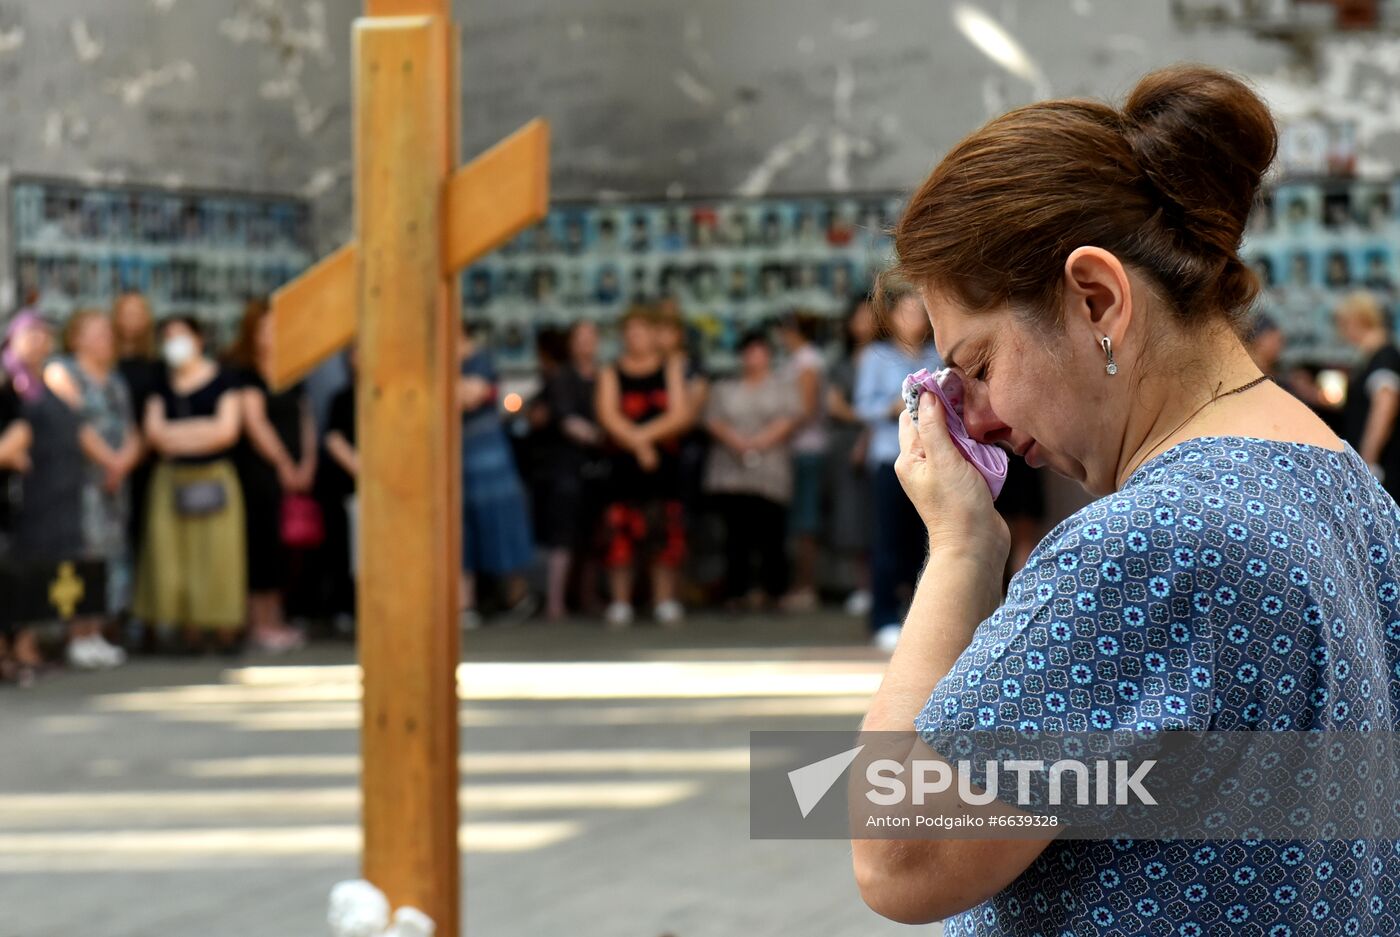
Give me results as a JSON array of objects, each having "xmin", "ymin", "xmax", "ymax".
[
  {"xmin": 167, "ymin": 381, "xmax": 230, "ymax": 517},
  {"xmin": 174, "ymin": 478, "xmax": 228, "ymax": 516}
]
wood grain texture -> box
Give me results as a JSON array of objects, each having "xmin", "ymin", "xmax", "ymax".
[
  {"xmin": 365, "ymin": 0, "xmax": 451, "ymax": 16},
  {"xmin": 443, "ymin": 118, "xmax": 550, "ymax": 274},
  {"xmin": 353, "ymin": 15, "xmax": 461, "ymax": 935},
  {"xmin": 267, "ymin": 244, "xmax": 357, "ymax": 391}
]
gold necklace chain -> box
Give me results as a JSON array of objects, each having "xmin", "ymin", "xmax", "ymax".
[{"xmin": 1119, "ymin": 374, "xmax": 1271, "ymax": 485}]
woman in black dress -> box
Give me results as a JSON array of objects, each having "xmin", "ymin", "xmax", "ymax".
[
  {"xmin": 0, "ymin": 318, "xmax": 35, "ymax": 683},
  {"xmin": 538, "ymin": 321, "xmax": 608, "ymax": 620},
  {"xmin": 225, "ymin": 299, "xmax": 316, "ymax": 653}
]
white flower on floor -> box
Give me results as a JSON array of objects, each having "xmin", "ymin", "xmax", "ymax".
[{"xmin": 328, "ymin": 880, "xmax": 435, "ymax": 937}]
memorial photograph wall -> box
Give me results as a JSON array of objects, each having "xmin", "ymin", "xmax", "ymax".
[
  {"xmin": 1244, "ymin": 178, "xmax": 1400, "ymax": 366},
  {"xmin": 460, "ymin": 194, "xmax": 905, "ymax": 372},
  {"xmin": 10, "ymin": 177, "xmax": 314, "ymax": 348}
]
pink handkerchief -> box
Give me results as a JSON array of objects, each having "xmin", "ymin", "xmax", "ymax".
[{"xmin": 901, "ymin": 368, "xmax": 1009, "ymax": 499}]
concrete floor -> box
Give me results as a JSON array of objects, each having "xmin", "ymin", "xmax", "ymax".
[{"xmin": 0, "ymin": 612, "xmax": 940, "ymax": 937}]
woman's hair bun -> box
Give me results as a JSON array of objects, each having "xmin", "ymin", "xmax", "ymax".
[
  {"xmin": 1122, "ymin": 65, "xmax": 1277, "ymax": 258},
  {"xmin": 894, "ymin": 63, "xmax": 1279, "ymax": 328}
]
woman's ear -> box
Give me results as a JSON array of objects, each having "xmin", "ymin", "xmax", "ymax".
[{"xmin": 1062, "ymin": 247, "xmax": 1133, "ymax": 341}]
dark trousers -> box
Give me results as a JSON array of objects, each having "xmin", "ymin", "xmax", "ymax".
[
  {"xmin": 870, "ymin": 463, "xmax": 928, "ymax": 632},
  {"xmin": 712, "ymin": 492, "xmax": 789, "ymax": 600}
]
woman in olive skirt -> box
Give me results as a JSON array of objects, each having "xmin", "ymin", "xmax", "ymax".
[{"xmin": 134, "ymin": 316, "xmax": 246, "ymax": 649}]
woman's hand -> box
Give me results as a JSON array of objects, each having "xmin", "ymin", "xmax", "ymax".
[
  {"xmin": 102, "ymin": 462, "xmax": 125, "ymax": 494},
  {"xmin": 276, "ymin": 459, "xmax": 300, "ymax": 491},
  {"xmin": 895, "ymin": 393, "xmax": 1009, "ymax": 562},
  {"xmin": 290, "ymin": 459, "xmax": 317, "ymax": 494},
  {"xmin": 634, "ymin": 440, "xmax": 659, "ymax": 472}
]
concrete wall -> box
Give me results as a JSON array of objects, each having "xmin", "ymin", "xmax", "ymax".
[{"xmin": 9, "ymin": 0, "xmax": 1400, "ymax": 250}]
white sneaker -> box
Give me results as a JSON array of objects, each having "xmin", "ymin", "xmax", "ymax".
[
  {"xmin": 654, "ymin": 600, "xmax": 685, "ymax": 628},
  {"xmin": 844, "ymin": 589, "xmax": 872, "ymax": 617},
  {"xmin": 90, "ymin": 635, "xmax": 127, "ymax": 668},
  {"xmin": 66, "ymin": 637, "xmax": 103, "ymax": 670},
  {"xmin": 604, "ymin": 602, "xmax": 634, "ymax": 629},
  {"xmin": 871, "ymin": 623, "xmax": 902, "ymax": 653}
]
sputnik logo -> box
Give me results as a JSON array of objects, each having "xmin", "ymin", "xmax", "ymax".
[{"xmin": 788, "ymin": 745, "xmax": 865, "ymax": 818}]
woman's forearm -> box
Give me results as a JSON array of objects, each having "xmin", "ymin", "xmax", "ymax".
[
  {"xmin": 705, "ymin": 418, "xmax": 745, "ymax": 452},
  {"xmin": 119, "ymin": 428, "xmax": 144, "ymax": 469},
  {"xmin": 0, "ymin": 422, "xmax": 30, "ymax": 469},
  {"xmin": 155, "ymin": 419, "xmax": 235, "ymax": 457},
  {"xmin": 752, "ymin": 417, "xmax": 796, "ymax": 450},
  {"xmin": 1361, "ymin": 389, "xmax": 1399, "ymax": 465},
  {"xmin": 78, "ymin": 425, "xmax": 121, "ymax": 471},
  {"xmin": 827, "ymin": 386, "xmax": 857, "ymax": 423},
  {"xmin": 861, "ymin": 545, "xmax": 1004, "ymax": 735},
  {"xmin": 300, "ymin": 405, "xmax": 317, "ymax": 466},
  {"xmin": 326, "ymin": 432, "xmax": 358, "ymax": 477},
  {"xmin": 246, "ymin": 412, "xmax": 294, "ymax": 471}
]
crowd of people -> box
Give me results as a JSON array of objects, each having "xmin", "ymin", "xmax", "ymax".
[
  {"xmin": 505, "ymin": 287, "xmax": 1053, "ymax": 650},
  {"xmin": 3, "ymin": 274, "xmax": 1399, "ymax": 686},
  {"xmin": 0, "ymin": 294, "xmax": 337, "ymax": 685}
]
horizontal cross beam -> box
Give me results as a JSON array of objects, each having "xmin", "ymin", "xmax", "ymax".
[
  {"xmin": 366, "ymin": 0, "xmax": 451, "ymax": 15},
  {"xmin": 443, "ymin": 118, "xmax": 549, "ymax": 273},
  {"xmin": 267, "ymin": 244, "xmax": 356, "ymax": 388},
  {"xmin": 266, "ymin": 119, "xmax": 549, "ymax": 389}
]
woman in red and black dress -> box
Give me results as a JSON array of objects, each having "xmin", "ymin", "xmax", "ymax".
[{"xmin": 595, "ymin": 305, "xmax": 690, "ymax": 628}]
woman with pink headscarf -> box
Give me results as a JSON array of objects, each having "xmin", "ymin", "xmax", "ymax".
[
  {"xmin": 1, "ymin": 311, "xmax": 90, "ymax": 681},
  {"xmin": 0, "ymin": 314, "xmax": 34, "ymax": 683}
]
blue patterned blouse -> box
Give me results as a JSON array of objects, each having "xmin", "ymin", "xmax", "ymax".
[{"xmin": 915, "ymin": 436, "xmax": 1400, "ymax": 937}]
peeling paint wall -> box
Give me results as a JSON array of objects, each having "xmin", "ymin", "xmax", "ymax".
[
  {"xmin": 5, "ymin": 0, "xmax": 1400, "ymax": 253},
  {"xmin": 456, "ymin": 0, "xmax": 1287, "ymax": 204},
  {"xmin": 0, "ymin": 0, "xmax": 355, "ymax": 247}
]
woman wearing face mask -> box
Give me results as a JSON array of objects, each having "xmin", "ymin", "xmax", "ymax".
[
  {"xmin": 853, "ymin": 66, "xmax": 1396, "ymax": 935},
  {"xmin": 133, "ymin": 316, "xmax": 246, "ymax": 651},
  {"xmin": 44, "ymin": 310, "xmax": 142, "ymax": 668}
]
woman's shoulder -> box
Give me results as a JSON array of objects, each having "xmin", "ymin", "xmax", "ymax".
[
  {"xmin": 1016, "ymin": 462, "xmax": 1222, "ymax": 581},
  {"xmin": 1028, "ymin": 437, "xmax": 1365, "ymax": 572},
  {"xmin": 1128, "ymin": 435, "xmax": 1360, "ymax": 500},
  {"xmin": 46, "ymin": 354, "xmax": 79, "ymax": 375}
]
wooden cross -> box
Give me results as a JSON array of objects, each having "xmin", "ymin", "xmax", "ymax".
[{"xmin": 265, "ymin": 3, "xmax": 549, "ymax": 932}]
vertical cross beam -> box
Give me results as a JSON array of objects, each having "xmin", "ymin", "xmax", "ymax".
[{"xmin": 354, "ymin": 16, "xmax": 461, "ymax": 935}]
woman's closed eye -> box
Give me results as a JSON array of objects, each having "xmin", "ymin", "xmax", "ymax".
[{"xmin": 960, "ymin": 359, "xmax": 988, "ymax": 383}]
